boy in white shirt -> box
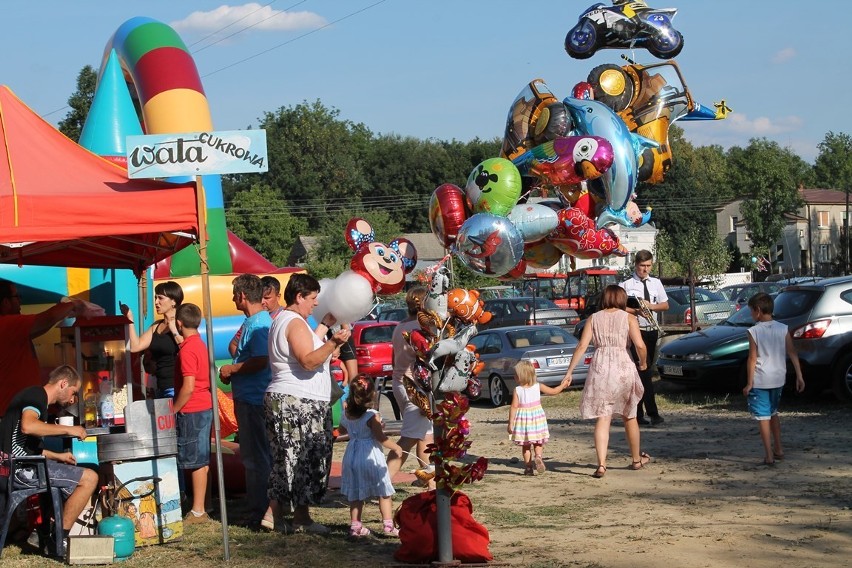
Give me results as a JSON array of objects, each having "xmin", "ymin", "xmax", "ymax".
[{"xmin": 744, "ymin": 293, "xmax": 805, "ymax": 465}]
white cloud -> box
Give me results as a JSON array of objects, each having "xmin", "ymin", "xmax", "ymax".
[
  {"xmin": 772, "ymin": 47, "xmax": 796, "ymax": 64},
  {"xmin": 723, "ymin": 113, "xmax": 803, "ymax": 136},
  {"xmin": 172, "ymin": 3, "xmax": 326, "ymax": 33}
]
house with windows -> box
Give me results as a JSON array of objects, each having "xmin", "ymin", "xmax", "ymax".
[{"xmin": 716, "ymin": 188, "xmax": 850, "ymax": 277}]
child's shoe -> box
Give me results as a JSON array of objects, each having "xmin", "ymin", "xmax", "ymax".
[
  {"xmin": 523, "ymin": 463, "xmax": 535, "ymax": 476},
  {"xmin": 349, "ymin": 522, "xmax": 371, "ymax": 539},
  {"xmin": 382, "ymin": 519, "xmax": 399, "ymax": 537}
]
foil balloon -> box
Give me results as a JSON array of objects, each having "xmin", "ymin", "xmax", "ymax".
[
  {"xmin": 428, "ymin": 183, "xmax": 469, "ymax": 248},
  {"xmin": 523, "ymin": 239, "xmax": 563, "ymax": 269},
  {"xmin": 549, "ymin": 207, "xmax": 627, "ymax": 259},
  {"xmin": 501, "ymin": 79, "xmax": 573, "ymax": 161},
  {"xmin": 347, "ymin": 218, "xmax": 417, "ymax": 295},
  {"xmin": 455, "ymin": 213, "xmax": 524, "ymax": 277},
  {"xmin": 508, "ymin": 202, "xmax": 559, "ymax": 243},
  {"xmin": 464, "ymin": 158, "xmax": 522, "ymax": 217},
  {"xmin": 498, "ymin": 259, "xmax": 528, "ymax": 281},
  {"xmin": 513, "ymin": 135, "xmax": 614, "ymax": 188}
]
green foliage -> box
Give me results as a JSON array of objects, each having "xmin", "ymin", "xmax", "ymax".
[
  {"xmin": 58, "ymin": 65, "xmax": 97, "ymax": 142},
  {"xmin": 636, "ymin": 126, "xmax": 731, "ymax": 241},
  {"xmin": 448, "ymin": 260, "xmax": 500, "ymax": 291},
  {"xmin": 727, "ymin": 138, "xmax": 811, "ymax": 251},
  {"xmin": 814, "ymin": 131, "xmax": 852, "ymax": 191},
  {"xmin": 225, "ymin": 184, "xmax": 308, "ymax": 266},
  {"xmin": 655, "ymin": 226, "xmax": 731, "ymax": 284}
]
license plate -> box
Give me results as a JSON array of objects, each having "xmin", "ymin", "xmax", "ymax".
[
  {"xmin": 707, "ymin": 312, "xmax": 727, "ymax": 320},
  {"xmin": 547, "ymin": 356, "xmax": 571, "ymax": 366},
  {"xmin": 663, "ymin": 365, "xmax": 683, "ymax": 376},
  {"xmin": 547, "ymin": 319, "xmax": 567, "ymax": 325},
  {"xmin": 382, "ymin": 364, "xmax": 393, "ymax": 372}
]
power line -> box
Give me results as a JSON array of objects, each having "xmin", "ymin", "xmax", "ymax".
[
  {"xmin": 200, "ymin": 0, "xmax": 389, "ymax": 78},
  {"xmin": 190, "ymin": 1, "xmax": 310, "ymax": 54}
]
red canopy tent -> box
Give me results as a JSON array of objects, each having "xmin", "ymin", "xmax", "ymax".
[{"xmin": 0, "ymin": 85, "xmax": 198, "ymax": 274}]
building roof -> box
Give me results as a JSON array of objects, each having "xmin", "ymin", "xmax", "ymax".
[{"xmin": 799, "ymin": 188, "xmax": 849, "ymax": 205}]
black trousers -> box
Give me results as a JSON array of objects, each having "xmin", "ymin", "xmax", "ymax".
[{"xmin": 630, "ymin": 328, "xmax": 659, "ymax": 419}]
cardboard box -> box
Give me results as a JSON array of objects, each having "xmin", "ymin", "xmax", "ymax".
[{"xmin": 66, "ymin": 535, "xmax": 114, "ymax": 565}]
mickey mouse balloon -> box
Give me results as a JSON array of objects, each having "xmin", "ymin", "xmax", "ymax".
[{"xmin": 347, "ymin": 218, "xmax": 417, "ymax": 295}]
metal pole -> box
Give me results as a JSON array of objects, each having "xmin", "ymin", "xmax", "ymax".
[
  {"xmin": 432, "ymin": 406, "xmax": 454, "ymax": 564},
  {"xmin": 845, "ymin": 188, "xmax": 850, "ymax": 275},
  {"xmin": 196, "ymin": 176, "xmax": 230, "ymax": 560}
]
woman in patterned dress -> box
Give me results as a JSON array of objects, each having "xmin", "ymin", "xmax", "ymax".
[{"xmin": 563, "ymin": 285, "xmax": 651, "ymax": 478}]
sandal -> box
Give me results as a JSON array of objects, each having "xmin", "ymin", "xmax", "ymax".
[
  {"xmin": 349, "ymin": 524, "xmax": 371, "ymax": 538},
  {"xmin": 592, "ymin": 465, "xmax": 607, "ymax": 478},
  {"xmin": 523, "ymin": 464, "xmax": 535, "ymax": 476},
  {"xmin": 534, "ymin": 457, "xmax": 546, "ymax": 474},
  {"xmin": 773, "ymin": 453, "xmax": 785, "ymax": 461},
  {"xmin": 629, "ymin": 452, "xmax": 652, "ymax": 470},
  {"xmin": 382, "ymin": 521, "xmax": 399, "ymax": 537}
]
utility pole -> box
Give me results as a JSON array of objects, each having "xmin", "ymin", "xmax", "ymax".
[{"xmin": 845, "ymin": 187, "xmax": 850, "ymax": 275}]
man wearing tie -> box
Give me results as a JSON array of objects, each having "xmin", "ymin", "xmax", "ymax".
[{"xmin": 620, "ymin": 250, "xmax": 668, "ymax": 425}]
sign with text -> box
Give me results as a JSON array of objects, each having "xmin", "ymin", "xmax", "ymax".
[{"xmin": 126, "ymin": 129, "xmax": 268, "ymax": 178}]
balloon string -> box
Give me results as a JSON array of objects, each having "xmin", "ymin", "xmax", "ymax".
[{"xmin": 426, "ymin": 254, "xmax": 452, "ymax": 275}]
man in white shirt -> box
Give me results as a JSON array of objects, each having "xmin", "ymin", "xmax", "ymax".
[{"xmin": 620, "ymin": 250, "xmax": 669, "ymax": 425}]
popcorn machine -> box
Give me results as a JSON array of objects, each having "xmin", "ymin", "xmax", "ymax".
[{"xmin": 60, "ymin": 316, "xmax": 134, "ymax": 427}]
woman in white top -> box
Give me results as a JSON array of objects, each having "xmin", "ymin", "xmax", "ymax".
[{"xmin": 265, "ymin": 273, "xmax": 350, "ymax": 534}]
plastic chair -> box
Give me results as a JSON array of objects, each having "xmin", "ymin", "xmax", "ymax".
[{"xmin": 0, "ymin": 455, "xmax": 65, "ymax": 558}]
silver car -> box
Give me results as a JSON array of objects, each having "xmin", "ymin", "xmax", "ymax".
[{"xmin": 467, "ymin": 325, "xmax": 593, "ymax": 407}]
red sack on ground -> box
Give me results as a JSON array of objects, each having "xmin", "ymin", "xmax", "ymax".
[{"xmin": 394, "ymin": 490, "xmax": 492, "ymax": 564}]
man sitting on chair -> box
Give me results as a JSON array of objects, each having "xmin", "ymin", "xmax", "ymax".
[{"xmin": 0, "ymin": 365, "xmax": 98, "ymax": 551}]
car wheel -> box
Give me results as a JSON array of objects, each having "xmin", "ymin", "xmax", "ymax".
[
  {"xmin": 832, "ymin": 352, "xmax": 852, "ymax": 402},
  {"xmin": 489, "ymin": 375, "xmax": 509, "ymax": 407}
]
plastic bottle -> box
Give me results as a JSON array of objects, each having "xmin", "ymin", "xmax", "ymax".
[
  {"xmin": 84, "ymin": 389, "xmax": 98, "ymax": 428},
  {"xmin": 99, "ymin": 380, "xmax": 114, "ymax": 428}
]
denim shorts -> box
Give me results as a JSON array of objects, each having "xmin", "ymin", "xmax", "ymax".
[
  {"xmin": 747, "ymin": 387, "xmax": 782, "ymax": 420},
  {"xmin": 14, "ymin": 460, "xmax": 84, "ymax": 498},
  {"xmin": 177, "ymin": 409, "xmax": 213, "ymax": 469}
]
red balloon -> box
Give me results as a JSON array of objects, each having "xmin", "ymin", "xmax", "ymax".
[
  {"xmin": 429, "ymin": 184, "xmax": 469, "ymax": 248},
  {"xmin": 498, "ymin": 259, "xmax": 528, "ymax": 281},
  {"xmin": 345, "ymin": 218, "xmax": 374, "ymax": 251}
]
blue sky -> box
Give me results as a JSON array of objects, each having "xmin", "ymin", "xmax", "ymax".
[{"xmin": 4, "ymin": 1, "xmax": 851, "ymax": 164}]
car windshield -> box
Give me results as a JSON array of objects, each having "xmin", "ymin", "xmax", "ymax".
[
  {"xmin": 773, "ymin": 290, "xmax": 821, "ymax": 319},
  {"xmin": 720, "ymin": 305, "xmax": 757, "ymax": 326},
  {"xmin": 507, "ymin": 328, "xmax": 576, "ymax": 348},
  {"xmin": 668, "ymin": 288, "xmax": 725, "ymax": 303}
]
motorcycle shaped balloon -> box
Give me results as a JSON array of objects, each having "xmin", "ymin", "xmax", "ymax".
[{"xmin": 564, "ymin": 2, "xmax": 684, "ymax": 61}]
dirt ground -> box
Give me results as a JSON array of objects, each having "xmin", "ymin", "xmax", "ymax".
[{"xmin": 394, "ymin": 382, "xmax": 852, "ymax": 568}]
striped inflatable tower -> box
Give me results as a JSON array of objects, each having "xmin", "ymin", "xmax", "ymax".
[{"xmin": 103, "ymin": 17, "xmax": 232, "ymax": 276}]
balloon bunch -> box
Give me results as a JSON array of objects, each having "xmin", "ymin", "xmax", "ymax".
[
  {"xmin": 316, "ymin": 218, "xmax": 417, "ymax": 324},
  {"xmin": 403, "ymin": 264, "xmax": 488, "ymax": 404},
  {"xmin": 426, "ymin": 392, "xmax": 489, "ymax": 491}
]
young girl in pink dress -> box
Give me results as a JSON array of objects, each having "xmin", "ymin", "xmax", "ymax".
[
  {"xmin": 507, "ymin": 361, "xmax": 570, "ymax": 476},
  {"xmin": 563, "ymin": 285, "xmax": 651, "ymax": 478}
]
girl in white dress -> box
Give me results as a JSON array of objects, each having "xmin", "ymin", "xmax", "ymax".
[{"xmin": 339, "ymin": 375, "xmax": 403, "ymax": 538}]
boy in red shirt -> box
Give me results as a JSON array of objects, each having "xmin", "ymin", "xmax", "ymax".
[{"xmin": 174, "ymin": 303, "xmax": 213, "ymax": 525}]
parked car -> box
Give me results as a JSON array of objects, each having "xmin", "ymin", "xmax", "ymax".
[
  {"xmin": 482, "ymin": 297, "xmax": 580, "ymax": 332},
  {"xmin": 661, "ymin": 287, "xmax": 735, "ymax": 326},
  {"xmin": 467, "ymin": 325, "xmax": 593, "ymax": 407},
  {"xmin": 377, "ymin": 307, "xmax": 407, "ymax": 322},
  {"xmin": 719, "ymin": 282, "xmax": 782, "ymax": 311},
  {"xmin": 349, "ymin": 321, "xmax": 397, "ymax": 381},
  {"xmin": 658, "ymin": 276, "xmax": 852, "ymax": 400}
]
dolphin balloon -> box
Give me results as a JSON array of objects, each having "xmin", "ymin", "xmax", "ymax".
[{"xmin": 563, "ymin": 97, "xmax": 657, "ymax": 229}]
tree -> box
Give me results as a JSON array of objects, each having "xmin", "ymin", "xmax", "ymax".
[
  {"xmin": 58, "ymin": 65, "xmax": 97, "ymax": 142},
  {"xmin": 814, "ymin": 131, "xmax": 852, "ymax": 190},
  {"xmin": 225, "ymin": 184, "xmax": 308, "ymax": 266},
  {"xmin": 727, "ymin": 138, "xmax": 812, "ymax": 252},
  {"xmin": 636, "ymin": 126, "xmax": 732, "ymax": 241},
  {"xmin": 655, "ymin": 226, "xmax": 731, "ymax": 285}
]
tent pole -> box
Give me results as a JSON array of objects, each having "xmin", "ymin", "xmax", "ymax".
[{"xmin": 196, "ymin": 175, "xmax": 230, "ymax": 560}]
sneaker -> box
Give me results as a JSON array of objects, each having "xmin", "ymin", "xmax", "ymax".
[
  {"xmin": 183, "ymin": 511, "xmax": 211, "ymax": 526},
  {"xmin": 292, "ymin": 521, "xmax": 330, "ymax": 535}
]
